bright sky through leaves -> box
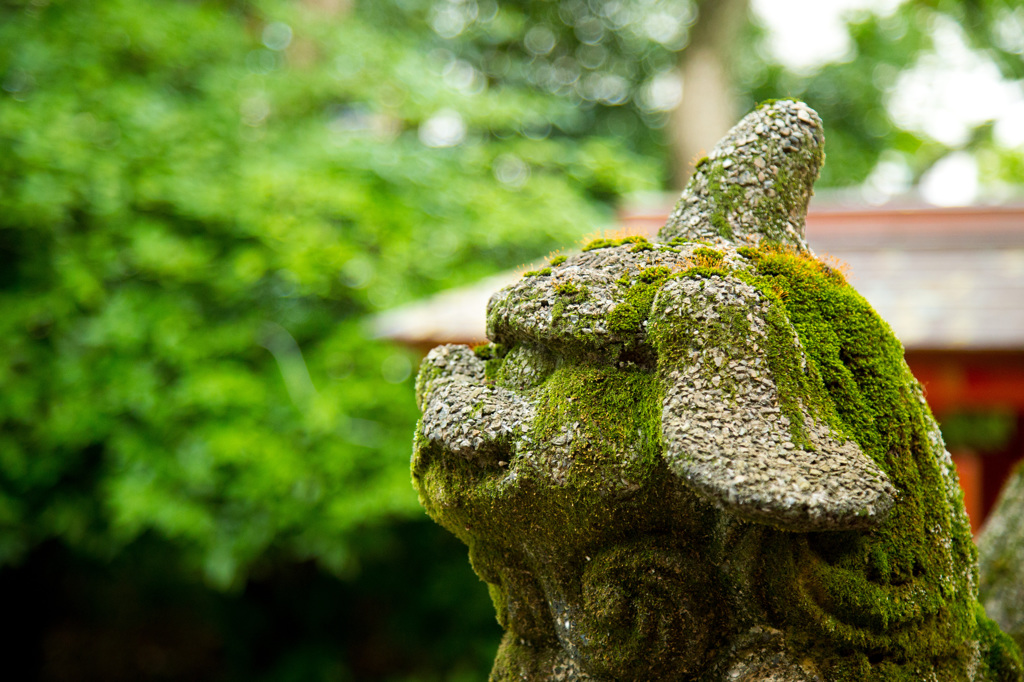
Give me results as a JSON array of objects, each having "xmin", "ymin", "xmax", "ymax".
[{"xmin": 753, "ymin": 0, "xmax": 1024, "ymax": 205}]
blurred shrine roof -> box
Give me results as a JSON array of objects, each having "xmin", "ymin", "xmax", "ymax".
[{"xmin": 372, "ymin": 202, "xmax": 1024, "ymax": 353}]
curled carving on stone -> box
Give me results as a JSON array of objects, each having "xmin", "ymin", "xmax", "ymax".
[
  {"xmin": 567, "ymin": 540, "xmax": 717, "ymax": 680},
  {"xmin": 470, "ymin": 545, "xmax": 557, "ymax": 645},
  {"xmin": 412, "ymin": 100, "xmax": 1024, "ymax": 681}
]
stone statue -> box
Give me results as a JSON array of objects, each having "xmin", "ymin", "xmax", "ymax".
[
  {"xmin": 412, "ymin": 100, "xmax": 1024, "ymax": 681},
  {"xmin": 979, "ymin": 461, "xmax": 1024, "ymax": 652}
]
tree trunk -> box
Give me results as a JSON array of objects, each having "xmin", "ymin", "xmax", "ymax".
[{"xmin": 669, "ymin": 0, "xmax": 750, "ymax": 189}]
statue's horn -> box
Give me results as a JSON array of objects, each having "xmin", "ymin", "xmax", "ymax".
[{"xmin": 659, "ymin": 99, "xmax": 824, "ymax": 251}]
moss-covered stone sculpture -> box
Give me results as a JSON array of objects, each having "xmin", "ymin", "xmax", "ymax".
[
  {"xmin": 412, "ymin": 100, "xmax": 1024, "ymax": 681},
  {"xmin": 979, "ymin": 461, "xmax": 1024, "ymax": 651}
]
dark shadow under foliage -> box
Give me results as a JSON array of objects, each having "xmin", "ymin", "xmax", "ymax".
[{"xmin": 1, "ymin": 519, "xmax": 500, "ymax": 682}]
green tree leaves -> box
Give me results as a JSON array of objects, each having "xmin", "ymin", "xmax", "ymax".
[{"xmin": 0, "ymin": 0, "xmax": 653, "ymax": 588}]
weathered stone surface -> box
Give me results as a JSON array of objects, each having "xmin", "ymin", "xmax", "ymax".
[
  {"xmin": 979, "ymin": 461, "xmax": 1024, "ymax": 650},
  {"xmin": 412, "ymin": 101, "xmax": 1024, "ymax": 681},
  {"xmin": 661, "ymin": 99, "xmax": 822, "ymax": 250},
  {"xmin": 653, "ymin": 274, "xmax": 894, "ymax": 531}
]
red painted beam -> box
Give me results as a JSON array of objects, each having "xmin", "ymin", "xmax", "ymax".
[{"xmin": 907, "ymin": 351, "xmax": 1024, "ymax": 415}]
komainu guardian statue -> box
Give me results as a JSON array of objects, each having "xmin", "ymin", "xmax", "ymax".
[{"xmin": 412, "ymin": 100, "xmax": 1024, "ymax": 681}]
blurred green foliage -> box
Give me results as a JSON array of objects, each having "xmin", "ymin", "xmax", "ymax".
[
  {"xmin": 3, "ymin": 522, "xmax": 502, "ymax": 681},
  {"xmin": 375, "ymin": 0, "xmax": 699, "ymax": 160},
  {"xmin": 0, "ymin": 0, "xmax": 654, "ymax": 586},
  {"xmin": 941, "ymin": 411, "xmax": 1018, "ymax": 453}
]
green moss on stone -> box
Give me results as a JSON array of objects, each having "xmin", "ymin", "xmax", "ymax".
[
  {"xmin": 675, "ymin": 266, "xmax": 730, "ymax": 281},
  {"xmin": 978, "ymin": 603, "xmax": 1024, "ymax": 681},
  {"xmin": 637, "ymin": 266, "xmax": 672, "ymax": 283},
  {"xmin": 693, "ymin": 152, "xmax": 783, "ymax": 241},
  {"xmin": 485, "ymin": 357, "xmax": 502, "ymax": 383},
  {"xmin": 607, "ymin": 266, "xmax": 672, "ymax": 336},
  {"xmin": 582, "ymin": 235, "xmax": 651, "ymax": 252},
  {"xmin": 534, "ymin": 364, "xmax": 662, "ymax": 484},
  {"xmin": 738, "ymin": 244, "xmax": 996, "ymax": 678},
  {"xmin": 551, "ymin": 281, "xmax": 589, "ymax": 325},
  {"xmin": 414, "ymin": 358, "xmax": 696, "ymax": 644},
  {"xmin": 668, "ymin": 237, "xmax": 713, "ymax": 247},
  {"xmin": 473, "ymin": 342, "xmax": 507, "ymax": 360},
  {"xmin": 417, "ymin": 235, "xmax": 1023, "ymax": 681},
  {"xmin": 691, "ymin": 247, "xmax": 725, "ymax": 267},
  {"xmin": 643, "ymin": 243, "xmax": 1022, "ymax": 677},
  {"xmin": 703, "ymin": 162, "xmax": 743, "ymax": 240},
  {"xmin": 649, "ymin": 277, "xmax": 755, "ymax": 402},
  {"xmin": 473, "ymin": 343, "xmax": 509, "ymax": 384},
  {"xmin": 553, "ymin": 281, "xmax": 587, "ymax": 298}
]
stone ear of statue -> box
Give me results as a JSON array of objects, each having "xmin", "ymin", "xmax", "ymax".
[
  {"xmin": 648, "ymin": 276, "xmax": 897, "ymax": 532},
  {"xmin": 650, "ymin": 100, "xmax": 896, "ymax": 531}
]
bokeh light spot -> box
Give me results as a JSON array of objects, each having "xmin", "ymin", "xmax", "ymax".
[{"xmin": 419, "ymin": 110, "xmax": 467, "ymax": 148}]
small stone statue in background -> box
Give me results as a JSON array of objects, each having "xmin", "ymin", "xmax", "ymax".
[
  {"xmin": 412, "ymin": 100, "xmax": 1023, "ymax": 681},
  {"xmin": 979, "ymin": 461, "xmax": 1024, "ymax": 653}
]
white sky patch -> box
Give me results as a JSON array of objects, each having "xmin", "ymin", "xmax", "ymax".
[
  {"xmin": 641, "ymin": 70, "xmax": 683, "ymax": 112},
  {"xmin": 750, "ymin": 0, "xmax": 903, "ymax": 73},
  {"xmin": 995, "ymin": 100, "xmax": 1024, "ymax": 148},
  {"xmin": 419, "ymin": 109, "xmax": 467, "ymax": 148},
  {"xmin": 861, "ymin": 151, "xmax": 913, "ymax": 205},
  {"xmin": 889, "ymin": 19, "xmax": 1024, "ymax": 148},
  {"xmin": 920, "ymin": 152, "xmax": 979, "ymax": 206},
  {"xmin": 752, "ymin": 0, "xmax": 1024, "ymax": 199}
]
